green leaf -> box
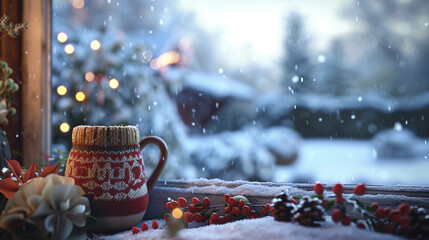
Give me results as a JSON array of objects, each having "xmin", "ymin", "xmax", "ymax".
[
  {"xmin": 293, "ymin": 195, "xmax": 303, "ymax": 200},
  {"xmin": 311, "ymin": 194, "xmax": 324, "ymax": 200},
  {"xmin": 325, "ymin": 200, "xmax": 335, "ymax": 212},
  {"xmin": 234, "ymin": 195, "xmax": 250, "ymax": 204}
]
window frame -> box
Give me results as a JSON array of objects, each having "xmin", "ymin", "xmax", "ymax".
[
  {"xmin": 145, "ymin": 180, "xmax": 429, "ymax": 219},
  {"xmin": 14, "ymin": 1, "xmax": 429, "ymax": 212},
  {"xmin": 20, "ymin": 0, "xmax": 51, "ymax": 166}
]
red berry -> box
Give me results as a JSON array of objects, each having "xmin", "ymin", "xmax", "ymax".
[
  {"xmin": 164, "ymin": 213, "xmax": 172, "ymax": 223},
  {"xmin": 218, "ymin": 216, "xmax": 225, "ymax": 224},
  {"xmin": 389, "ymin": 210, "xmax": 401, "ymax": 223},
  {"xmin": 202, "ymin": 197, "xmax": 211, "ymax": 209},
  {"xmin": 170, "ymin": 201, "xmax": 179, "ymax": 209},
  {"xmin": 177, "ymin": 197, "xmax": 188, "ymax": 208},
  {"xmin": 398, "ymin": 203, "xmax": 410, "ymax": 216},
  {"xmin": 399, "ymin": 216, "xmax": 410, "ymax": 229},
  {"xmin": 228, "ymin": 198, "xmax": 237, "ymax": 207},
  {"xmin": 141, "ymin": 222, "xmax": 148, "ymax": 231},
  {"xmin": 265, "ymin": 204, "xmax": 271, "ymax": 212},
  {"xmin": 183, "ymin": 212, "xmax": 194, "ymax": 223},
  {"xmin": 224, "ymin": 194, "xmax": 230, "ymax": 203},
  {"xmin": 166, "ymin": 201, "xmax": 172, "ymax": 210},
  {"xmin": 314, "ymin": 183, "xmax": 324, "ymax": 195},
  {"xmin": 232, "ymin": 207, "xmax": 241, "ymax": 217},
  {"xmin": 188, "ymin": 204, "xmax": 197, "ymax": 213},
  {"xmin": 331, "ymin": 209, "xmax": 342, "ymax": 223},
  {"xmin": 224, "ymin": 214, "xmax": 232, "ymax": 222},
  {"xmin": 194, "ymin": 213, "xmax": 202, "ymax": 223},
  {"xmin": 260, "ymin": 206, "xmax": 269, "ymax": 216},
  {"xmin": 224, "ymin": 206, "xmax": 232, "ymax": 214},
  {"xmin": 342, "ymin": 214, "xmax": 351, "ymax": 226},
  {"xmin": 375, "ymin": 208, "xmax": 385, "ymax": 219},
  {"xmin": 132, "ymin": 226, "xmax": 140, "ymax": 234},
  {"xmin": 238, "ymin": 199, "xmax": 246, "ymax": 209},
  {"xmin": 383, "ymin": 207, "xmax": 391, "ymax": 216},
  {"xmin": 192, "ymin": 197, "xmax": 200, "ymax": 205},
  {"xmin": 371, "ymin": 203, "xmax": 379, "ymax": 212},
  {"xmin": 290, "ymin": 199, "xmax": 298, "ymax": 204},
  {"xmin": 152, "ymin": 220, "xmax": 159, "ymax": 229},
  {"xmin": 242, "ymin": 205, "xmax": 251, "ymax": 216},
  {"xmin": 353, "ymin": 184, "xmax": 367, "ymax": 195},
  {"xmin": 210, "ymin": 213, "xmax": 219, "ymax": 224},
  {"xmin": 336, "ymin": 196, "xmax": 344, "ymax": 204},
  {"xmin": 357, "ymin": 222, "xmax": 366, "ymax": 229},
  {"xmin": 333, "ymin": 183, "xmax": 344, "ymax": 196}
]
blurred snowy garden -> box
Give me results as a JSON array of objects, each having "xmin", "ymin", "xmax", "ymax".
[{"xmin": 51, "ymin": 0, "xmax": 429, "ymax": 185}]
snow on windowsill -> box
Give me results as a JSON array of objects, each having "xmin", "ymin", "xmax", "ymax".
[{"xmin": 96, "ymin": 217, "xmax": 401, "ymax": 240}]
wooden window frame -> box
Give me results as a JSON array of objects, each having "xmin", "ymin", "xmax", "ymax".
[
  {"xmin": 145, "ymin": 180, "xmax": 429, "ymax": 219},
  {"xmin": 0, "ymin": 0, "xmax": 51, "ymax": 166},
  {"xmin": 6, "ymin": 1, "xmax": 427, "ymax": 220}
]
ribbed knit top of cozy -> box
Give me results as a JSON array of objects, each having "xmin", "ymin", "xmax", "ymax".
[{"xmin": 71, "ymin": 125, "xmax": 140, "ymax": 147}]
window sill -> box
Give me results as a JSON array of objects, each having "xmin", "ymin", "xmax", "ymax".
[{"xmin": 144, "ymin": 179, "xmax": 429, "ymax": 219}]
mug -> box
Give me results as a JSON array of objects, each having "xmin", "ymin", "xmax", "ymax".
[{"xmin": 64, "ymin": 125, "xmax": 167, "ymax": 233}]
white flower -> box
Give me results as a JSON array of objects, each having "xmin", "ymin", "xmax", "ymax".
[{"xmin": 0, "ymin": 174, "xmax": 90, "ymax": 240}]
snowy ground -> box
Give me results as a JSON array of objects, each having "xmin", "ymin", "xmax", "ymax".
[
  {"xmin": 274, "ymin": 139, "xmax": 429, "ymax": 185},
  {"xmin": 95, "ymin": 217, "xmax": 401, "ymax": 240}
]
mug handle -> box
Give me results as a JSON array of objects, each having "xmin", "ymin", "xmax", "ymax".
[{"xmin": 139, "ymin": 136, "xmax": 168, "ymax": 193}]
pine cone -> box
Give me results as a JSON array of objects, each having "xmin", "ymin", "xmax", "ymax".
[
  {"xmin": 271, "ymin": 192, "xmax": 295, "ymax": 222},
  {"xmin": 403, "ymin": 206, "xmax": 429, "ymax": 239},
  {"xmin": 292, "ymin": 197, "xmax": 325, "ymax": 227}
]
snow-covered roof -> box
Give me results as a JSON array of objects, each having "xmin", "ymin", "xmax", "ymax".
[{"xmin": 183, "ymin": 72, "xmax": 255, "ymax": 99}]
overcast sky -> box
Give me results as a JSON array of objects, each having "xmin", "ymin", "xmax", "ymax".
[{"xmin": 180, "ymin": 0, "xmax": 355, "ymax": 66}]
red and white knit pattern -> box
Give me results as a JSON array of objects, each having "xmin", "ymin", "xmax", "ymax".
[{"xmin": 65, "ymin": 147, "xmax": 148, "ymax": 217}]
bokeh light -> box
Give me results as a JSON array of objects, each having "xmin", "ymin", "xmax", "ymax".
[
  {"xmin": 75, "ymin": 91, "xmax": 86, "ymax": 102},
  {"xmin": 72, "ymin": 0, "xmax": 85, "ymax": 9},
  {"xmin": 57, "ymin": 32, "xmax": 68, "ymax": 43},
  {"xmin": 90, "ymin": 40, "xmax": 101, "ymax": 50},
  {"xmin": 178, "ymin": 37, "xmax": 191, "ymax": 51},
  {"xmin": 109, "ymin": 78, "xmax": 119, "ymax": 89},
  {"xmin": 172, "ymin": 208, "xmax": 183, "ymax": 219},
  {"xmin": 57, "ymin": 85, "xmax": 67, "ymax": 95},
  {"xmin": 60, "ymin": 122, "xmax": 70, "ymax": 133},
  {"xmin": 142, "ymin": 50, "xmax": 153, "ymax": 63},
  {"xmin": 85, "ymin": 72, "xmax": 95, "ymax": 82},
  {"xmin": 64, "ymin": 44, "xmax": 75, "ymax": 54}
]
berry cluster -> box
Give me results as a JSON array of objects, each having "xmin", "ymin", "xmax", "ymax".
[
  {"xmin": 164, "ymin": 197, "xmax": 212, "ymax": 225},
  {"xmin": 163, "ymin": 195, "xmax": 271, "ymax": 228},
  {"xmin": 330, "ymin": 183, "xmax": 352, "ymax": 226},
  {"xmin": 131, "ymin": 220, "xmax": 159, "ymax": 234},
  {"xmin": 314, "ymin": 182, "xmax": 429, "ymax": 238},
  {"xmin": 366, "ymin": 202, "xmax": 429, "ymax": 238},
  {"xmin": 222, "ymin": 194, "xmax": 271, "ymax": 224}
]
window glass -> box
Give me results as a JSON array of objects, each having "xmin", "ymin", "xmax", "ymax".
[{"xmin": 51, "ymin": 0, "xmax": 429, "ymax": 185}]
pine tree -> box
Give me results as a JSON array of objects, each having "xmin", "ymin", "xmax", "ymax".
[{"xmin": 283, "ymin": 13, "xmax": 313, "ymax": 94}]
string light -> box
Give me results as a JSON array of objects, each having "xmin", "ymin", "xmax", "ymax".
[
  {"xmin": 72, "ymin": 0, "xmax": 85, "ymax": 9},
  {"xmin": 64, "ymin": 44, "xmax": 75, "ymax": 54},
  {"xmin": 85, "ymin": 72, "xmax": 95, "ymax": 82},
  {"xmin": 57, "ymin": 85, "xmax": 67, "ymax": 95},
  {"xmin": 109, "ymin": 78, "xmax": 119, "ymax": 89},
  {"xmin": 57, "ymin": 32, "xmax": 68, "ymax": 43},
  {"xmin": 90, "ymin": 40, "xmax": 101, "ymax": 50},
  {"xmin": 75, "ymin": 91, "xmax": 86, "ymax": 102},
  {"xmin": 60, "ymin": 122, "xmax": 70, "ymax": 133}
]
